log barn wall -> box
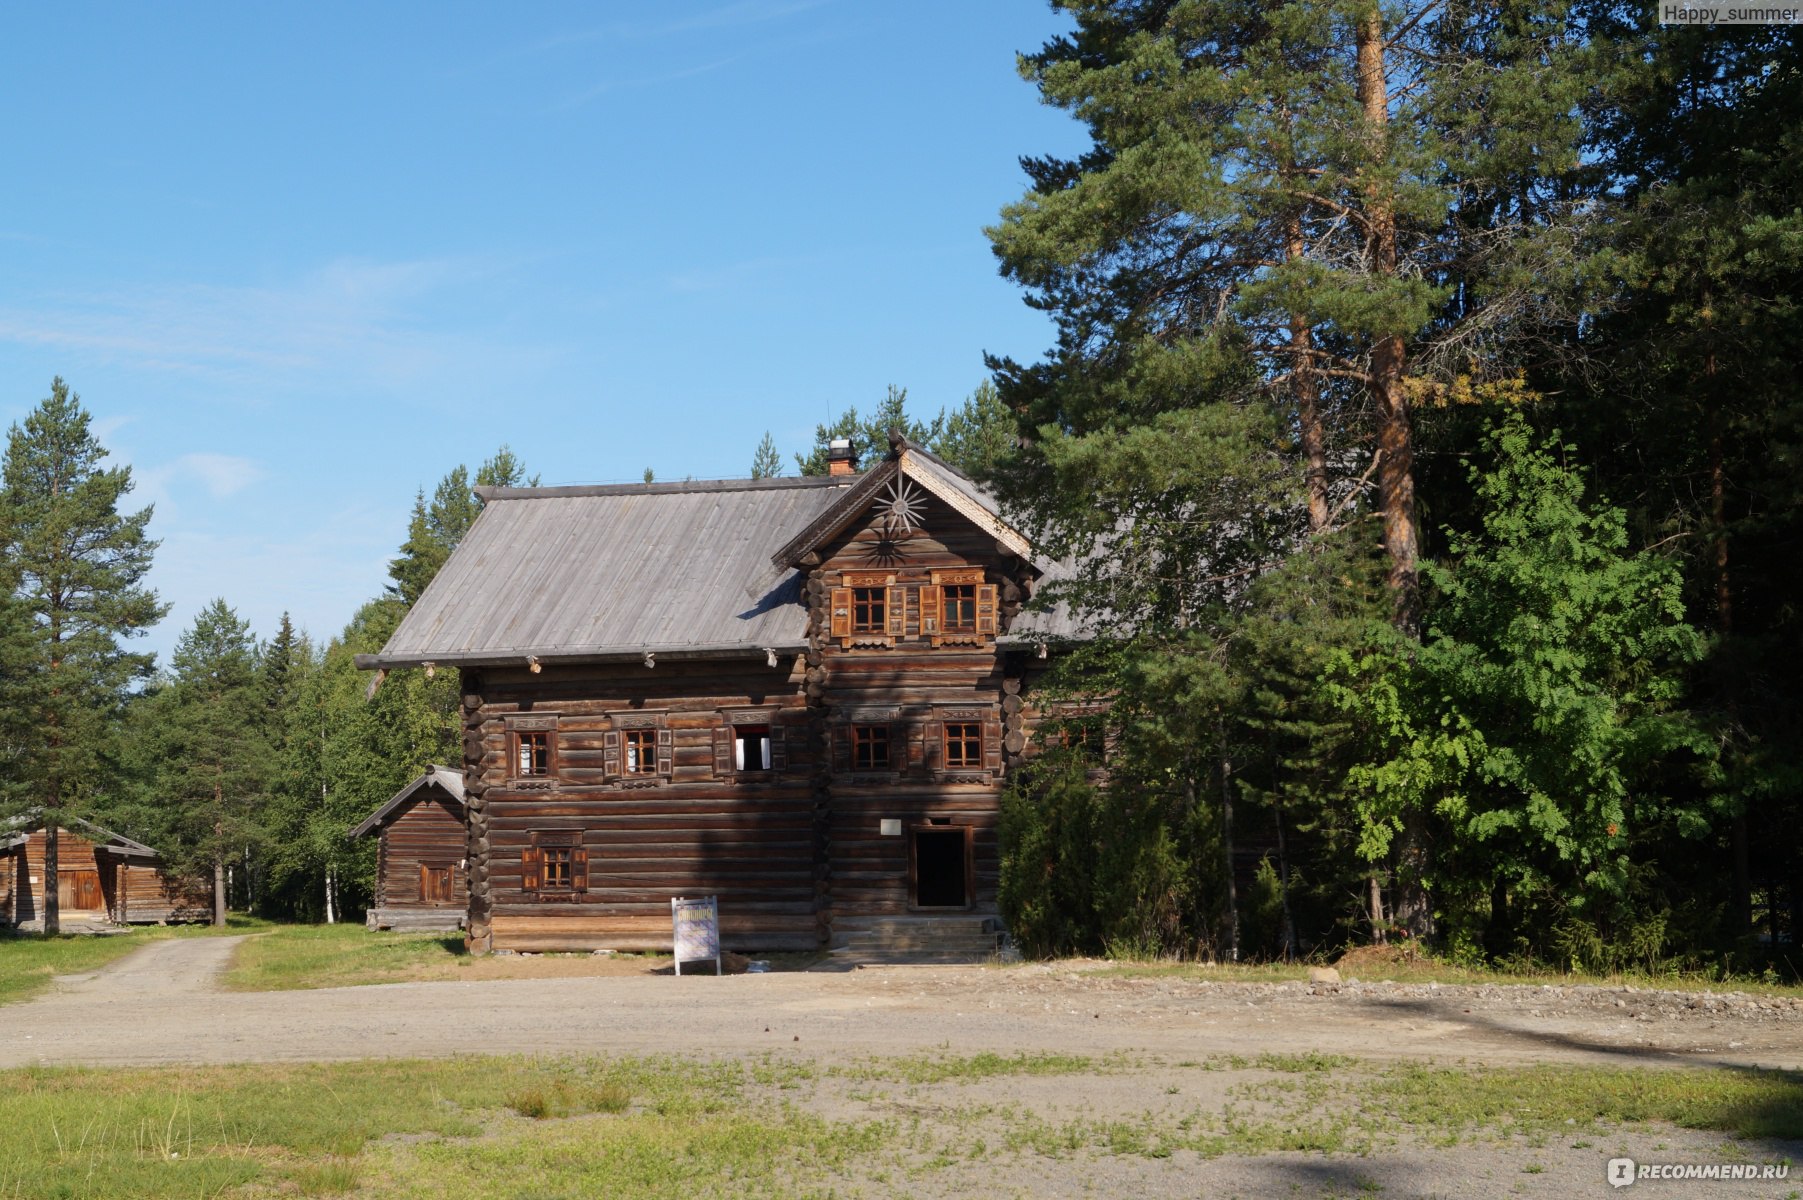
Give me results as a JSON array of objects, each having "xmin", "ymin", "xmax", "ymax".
[{"xmin": 0, "ymin": 826, "xmax": 210, "ymax": 925}]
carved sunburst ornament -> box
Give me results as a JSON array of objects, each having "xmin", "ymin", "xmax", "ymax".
[{"xmin": 878, "ymin": 477, "xmax": 926, "ymax": 536}]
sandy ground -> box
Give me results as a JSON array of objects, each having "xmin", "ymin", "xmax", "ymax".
[{"xmin": 8, "ymin": 938, "xmax": 1802, "ymax": 1198}]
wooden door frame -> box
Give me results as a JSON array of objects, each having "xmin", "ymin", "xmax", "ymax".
[{"xmin": 906, "ymin": 824, "xmax": 974, "ymax": 911}]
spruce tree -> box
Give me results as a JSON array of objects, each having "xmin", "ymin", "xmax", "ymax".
[
  {"xmin": 156, "ymin": 600, "xmax": 270, "ymax": 925},
  {"xmin": 750, "ymin": 432, "xmax": 783, "ymax": 479},
  {"xmin": 0, "ymin": 379, "xmax": 163, "ymax": 934}
]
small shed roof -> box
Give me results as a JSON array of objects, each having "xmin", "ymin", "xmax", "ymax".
[
  {"xmin": 1, "ymin": 813, "xmax": 162, "ymax": 860},
  {"xmin": 360, "ymin": 476, "xmax": 853, "ymax": 669},
  {"xmin": 350, "ymin": 766, "xmax": 467, "ymax": 839}
]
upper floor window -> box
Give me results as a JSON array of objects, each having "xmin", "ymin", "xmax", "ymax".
[
  {"xmin": 852, "ymin": 724, "xmax": 890, "ymax": 771},
  {"xmin": 623, "ymin": 728, "xmax": 657, "ymax": 775},
  {"xmin": 515, "ymin": 731, "xmax": 551, "ymax": 776},
  {"xmin": 735, "ymin": 725, "xmax": 772, "ymax": 772},
  {"xmin": 943, "ymin": 722, "xmax": 982, "ymax": 769},
  {"xmin": 507, "ymin": 716, "xmax": 559, "ymax": 781}
]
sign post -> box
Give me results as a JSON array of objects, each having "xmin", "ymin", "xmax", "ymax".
[{"xmin": 671, "ymin": 895, "xmax": 721, "ymax": 976}]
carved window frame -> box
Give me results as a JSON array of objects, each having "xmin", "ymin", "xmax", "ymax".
[
  {"xmin": 922, "ymin": 569, "xmax": 997, "ymax": 647},
  {"xmin": 831, "ymin": 571, "xmax": 905, "ymax": 648},
  {"xmin": 930, "ymin": 704, "xmax": 1002, "ymax": 784},
  {"xmin": 521, "ymin": 829, "xmax": 588, "ymax": 899},
  {"xmin": 603, "ymin": 711, "xmax": 672, "ymax": 788}
]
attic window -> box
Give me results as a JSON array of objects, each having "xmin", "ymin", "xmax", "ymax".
[
  {"xmin": 942, "ymin": 585, "xmax": 978, "ymax": 632},
  {"xmin": 851, "ymin": 588, "xmax": 886, "ymax": 633}
]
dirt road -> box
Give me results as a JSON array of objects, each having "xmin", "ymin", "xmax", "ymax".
[{"xmin": 6, "ymin": 936, "xmax": 1801, "ymax": 1072}]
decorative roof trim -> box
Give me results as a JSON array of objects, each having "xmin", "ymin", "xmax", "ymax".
[
  {"xmin": 355, "ymin": 641, "xmax": 806, "ymax": 671},
  {"xmin": 350, "ymin": 766, "xmax": 467, "ymax": 839},
  {"xmin": 770, "ymin": 443, "xmax": 1036, "ymax": 569},
  {"xmin": 474, "ymin": 475, "xmax": 850, "ymax": 502}
]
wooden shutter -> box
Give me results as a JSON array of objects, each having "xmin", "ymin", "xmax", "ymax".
[
  {"xmin": 656, "ymin": 727, "xmax": 673, "ymax": 775},
  {"xmin": 769, "ymin": 725, "xmax": 787, "ymax": 771},
  {"xmin": 984, "ymin": 716, "xmax": 1003, "ymax": 771},
  {"xmin": 572, "ymin": 845, "xmax": 589, "ymax": 893},
  {"xmin": 975, "ymin": 584, "xmax": 998, "ymax": 636},
  {"xmin": 830, "ymin": 588, "xmax": 853, "ymax": 639},
  {"xmin": 887, "ymin": 586, "xmax": 906, "ymax": 636},
  {"xmin": 926, "ymin": 723, "xmax": 943, "ymax": 771},
  {"xmin": 713, "ymin": 725, "xmax": 732, "ymax": 776},
  {"xmin": 603, "ymin": 730, "xmax": 620, "ymax": 778},
  {"xmin": 832, "ymin": 726, "xmax": 851, "ymax": 772},
  {"xmin": 918, "ymin": 585, "xmax": 942, "ymax": 638},
  {"xmin": 521, "ymin": 845, "xmax": 543, "ymax": 892}
]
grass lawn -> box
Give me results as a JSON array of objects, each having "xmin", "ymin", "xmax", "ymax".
[
  {"xmin": 0, "ymin": 917, "xmax": 265, "ymax": 1007},
  {"xmin": 0, "ymin": 1052, "xmax": 1797, "ymax": 1198}
]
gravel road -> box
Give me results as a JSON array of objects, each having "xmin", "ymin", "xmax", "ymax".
[{"xmin": 6, "ymin": 936, "xmax": 1801, "ymax": 1071}]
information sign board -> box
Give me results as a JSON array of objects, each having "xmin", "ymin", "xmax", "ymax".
[{"xmin": 671, "ymin": 895, "xmax": 721, "ymax": 976}]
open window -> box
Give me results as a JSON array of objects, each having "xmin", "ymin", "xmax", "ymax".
[
  {"xmin": 929, "ymin": 706, "xmax": 1001, "ymax": 780},
  {"xmin": 713, "ymin": 712, "xmax": 789, "ymax": 780}
]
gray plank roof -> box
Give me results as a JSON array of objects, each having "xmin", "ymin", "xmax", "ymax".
[
  {"xmin": 349, "ymin": 766, "xmax": 466, "ymax": 838},
  {"xmin": 364, "ymin": 476, "xmax": 855, "ymax": 668}
]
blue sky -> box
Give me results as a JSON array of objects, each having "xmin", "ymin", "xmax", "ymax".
[{"xmin": 0, "ymin": 1, "xmax": 1083, "ymax": 663}]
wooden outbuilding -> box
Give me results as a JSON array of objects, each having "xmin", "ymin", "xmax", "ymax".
[
  {"xmin": 351, "ymin": 766, "xmax": 469, "ymax": 931},
  {"xmin": 0, "ymin": 816, "xmax": 213, "ymax": 928},
  {"xmin": 355, "ymin": 437, "xmax": 1083, "ymax": 956}
]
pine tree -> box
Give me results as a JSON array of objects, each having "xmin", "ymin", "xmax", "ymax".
[
  {"xmin": 987, "ymin": 0, "xmax": 1594, "ymax": 940},
  {"xmin": 0, "ymin": 379, "xmax": 164, "ymax": 934},
  {"xmin": 934, "ymin": 382, "xmax": 1017, "ymax": 481}
]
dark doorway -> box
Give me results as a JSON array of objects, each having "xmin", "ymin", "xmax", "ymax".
[{"xmin": 911, "ymin": 828, "xmax": 969, "ymax": 909}]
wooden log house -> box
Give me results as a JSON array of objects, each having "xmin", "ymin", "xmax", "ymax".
[
  {"xmin": 355, "ymin": 437, "xmax": 1079, "ymax": 954},
  {"xmin": 351, "ymin": 766, "xmax": 470, "ymax": 931},
  {"xmin": 0, "ymin": 815, "xmax": 213, "ymax": 927}
]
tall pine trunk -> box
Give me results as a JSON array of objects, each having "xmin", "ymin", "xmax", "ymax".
[
  {"xmin": 1218, "ymin": 738, "xmax": 1240, "ymax": 962},
  {"xmin": 1357, "ymin": 4, "xmax": 1432, "ymax": 942},
  {"xmin": 43, "ymin": 821, "xmax": 59, "ymax": 935},
  {"xmin": 1286, "ymin": 209, "xmax": 1330, "ymax": 533}
]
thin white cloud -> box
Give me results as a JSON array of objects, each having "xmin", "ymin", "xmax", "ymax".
[
  {"xmin": 522, "ymin": 0, "xmax": 831, "ymax": 54},
  {"xmin": 0, "ymin": 256, "xmax": 540, "ymax": 399}
]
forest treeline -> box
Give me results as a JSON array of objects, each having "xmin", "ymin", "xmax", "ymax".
[
  {"xmin": 983, "ymin": 0, "xmax": 1800, "ymax": 974},
  {"xmin": 3, "ymin": 2, "xmax": 1796, "ymax": 973}
]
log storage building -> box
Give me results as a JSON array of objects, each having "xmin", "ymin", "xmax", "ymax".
[
  {"xmin": 351, "ymin": 766, "xmax": 469, "ymax": 931},
  {"xmin": 0, "ymin": 816, "xmax": 213, "ymax": 927},
  {"xmin": 356, "ymin": 437, "xmax": 1075, "ymax": 956}
]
